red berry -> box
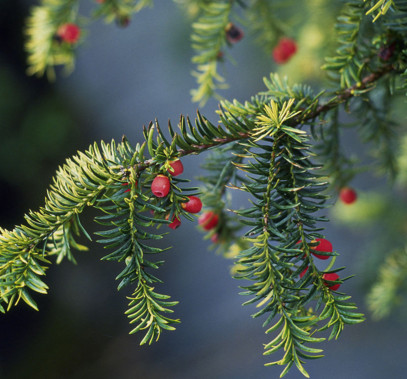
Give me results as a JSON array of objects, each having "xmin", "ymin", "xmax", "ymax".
[
  {"xmin": 211, "ymin": 233, "xmax": 219, "ymax": 243},
  {"xmin": 151, "ymin": 175, "xmax": 171, "ymax": 197},
  {"xmin": 272, "ymin": 37, "xmax": 297, "ymax": 64},
  {"xmin": 322, "ymin": 272, "xmax": 341, "ymax": 291},
  {"xmin": 225, "ymin": 23, "xmax": 244, "ymax": 43},
  {"xmin": 166, "ymin": 214, "xmax": 181, "ymax": 229},
  {"xmin": 167, "ymin": 159, "xmax": 184, "ymax": 176},
  {"xmin": 181, "ymin": 196, "xmax": 202, "ymax": 213},
  {"xmin": 198, "ymin": 211, "xmax": 219, "ymax": 231},
  {"xmin": 57, "ymin": 23, "xmax": 81, "ymax": 44},
  {"xmin": 339, "ymin": 187, "xmax": 357, "ymax": 205},
  {"xmin": 311, "ymin": 238, "xmax": 333, "ymax": 260},
  {"xmin": 299, "ymin": 266, "xmax": 309, "ymax": 278}
]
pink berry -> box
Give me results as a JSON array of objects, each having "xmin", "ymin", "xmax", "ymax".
[
  {"xmin": 272, "ymin": 37, "xmax": 297, "ymax": 64},
  {"xmin": 181, "ymin": 196, "xmax": 202, "ymax": 213},
  {"xmin": 57, "ymin": 23, "xmax": 81, "ymax": 44},
  {"xmin": 211, "ymin": 233, "xmax": 219, "ymax": 243},
  {"xmin": 225, "ymin": 23, "xmax": 244, "ymax": 43},
  {"xmin": 311, "ymin": 238, "xmax": 333, "ymax": 260},
  {"xmin": 198, "ymin": 211, "xmax": 219, "ymax": 231},
  {"xmin": 322, "ymin": 272, "xmax": 341, "ymax": 291},
  {"xmin": 339, "ymin": 187, "xmax": 357, "ymax": 205},
  {"xmin": 166, "ymin": 214, "xmax": 181, "ymax": 229},
  {"xmin": 167, "ymin": 159, "xmax": 184, "ymax": 176},
  {"xmin": 151, "ymin": 175, "xmax": 171, "ymax": 198}
]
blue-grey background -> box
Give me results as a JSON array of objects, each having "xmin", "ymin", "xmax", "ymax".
[{"xmin": 0, "ymin": 1, "xmax": 406, "ymax": 378}]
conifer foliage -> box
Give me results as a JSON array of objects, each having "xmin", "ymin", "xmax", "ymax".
[{"xmin": 4, "ymin": 0, "xmax": 407, "ymax": 377}]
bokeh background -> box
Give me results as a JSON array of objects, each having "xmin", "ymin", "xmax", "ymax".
[{"xmin": 1, "ymin": 1, "xmax": 406, "ymax": 378}]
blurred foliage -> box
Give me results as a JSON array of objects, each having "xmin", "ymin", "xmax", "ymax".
[{"xmin": 0, "ymin": 1, "xmax": 84, "ymax": 228}]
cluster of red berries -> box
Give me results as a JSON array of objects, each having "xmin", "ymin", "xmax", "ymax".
[
  {"xmin": 56, "ymin": 23, "xmax": 81, "ymax": 44},
  {"xmin": 298, "ymin": 238, "xmax": 341, "ymax": 291},
  {"xmin": 272, "ymin": 37, "xmax": 297, "ymax": 64},
  {"xmin": 150, "ymin": 159, "xmax": 205, "ymax": 229},
  {"xmin": 339, "ymin": 187, "xmax": 357, "ymax": 205}
]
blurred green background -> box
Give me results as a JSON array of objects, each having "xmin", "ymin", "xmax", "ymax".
[{"xmin": 1, "ymin": 1, "xmax": 407, "ymax": 378}]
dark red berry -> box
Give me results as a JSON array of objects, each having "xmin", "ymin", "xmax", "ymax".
[
  {"xmin": 299, "ymin": 266, "xmax": 309, "ymax": 278},
  {"xmin": 311, "ymin": 238, "xmax": 332, "ymax": 260},
  {"xmin": 151, "ymin": 175, "xmax": 171, "ymax": 197},
  {"xmin": 57, "ymin": 23, "xmax": 81, "ymax": 44},
  {"xmin": 116, "ymin": 16, "xmax": 130, "ymax": 28},
  {"xmin": 181, "ymin": 196, "xmax": 202, "ymax": 213},
  {"xmin": 198, "ymin": 211, "xmax": 219, "ymax": 231},
  {"xmin": 339, "ymin": 187, "xmax": 357, "ymax": 205},
  {"xmin": 378, "ymin": 43, "xmax": 396, "ymax": 61},
  {"xmin": 272, "ymin": 38, "xmax": 297, "ymax": 64},
  {"xmin": 225, "ymin": 23, "xmax": 244, "ymax": 43},
  {"xmin": 167, "ymin": 159, "xmax": 184, "ymax": 176},
  {"xmin": 322, "ymin": 272, "xmax": 341, "ymax": 291},
  {"xmin": 166, "ymin": 214, "xmax": 181, "ymax": 229}
]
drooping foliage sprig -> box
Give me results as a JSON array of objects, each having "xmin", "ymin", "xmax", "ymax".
[
  {"xmin": 12, "ymin": 0, "xmax": 407, "ymax": 377},
  {"xmin": 218, "ymin": 92, "xmax": 366, "ymax": 377},
  {"xmin": 190, "ymin": 1, "xmax": 235, "ymax": 104}
]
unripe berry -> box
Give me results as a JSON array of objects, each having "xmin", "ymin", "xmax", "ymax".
[
  {"xmin": 225, "ymin": 23, "xmax": 244, "ymax": 43},
  {"xmin": 57, "ymin": 23, "xmax": 81, "ymax": 44},
  {"xmin": 299, "ymin": 266, "xmax": 309, "ymax": 278},
  {"xmin": 151, "ymin": 175, "xmax": 171, "ymax": 197},
  {"xmin": 165, "ymin": 214, "xmax": 181, "ymax": 229},
  {"xmin": 339, "ymin": 187, "xmax": 357, "ymax": 205},
  {"xmin": 181, "ymin": 196, "xmax": 202, "ymax": 213},
  {"xmin": 311, "ymin": 238, "xmax": 333, "ymax": 260},
  {"xmin": 272, "ymin": 37, "xmax": 297, "ymax": 64},
  {"xmin": 167, "ymin": 159, "xmax": 184, "ymax": 176},
  {"xmin": 198, "ymin": 211, "xmax": 219, "ymax": 231},
  {"xmin": 322, "ymin": 272, "xmax": 341, "ymax": 291}
]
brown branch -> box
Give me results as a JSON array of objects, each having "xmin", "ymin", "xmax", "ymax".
[
  {"xmin": 134, "ymin": 63, "xmax": 395, "ymax": 173},
  {"xmin": 304, "ymin": 63, "xmax": 396, "ymax": 121}
]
